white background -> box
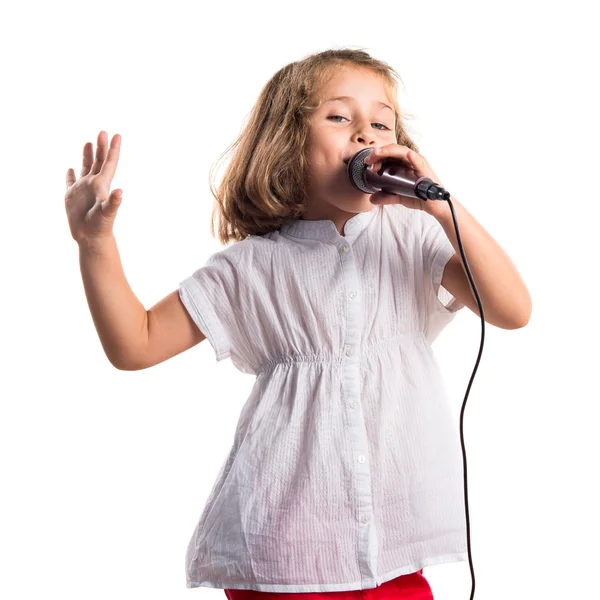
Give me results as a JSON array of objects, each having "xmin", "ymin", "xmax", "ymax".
[{"xmin": 1, "ymin": 1, "xmax": 597, "ymax": 599}]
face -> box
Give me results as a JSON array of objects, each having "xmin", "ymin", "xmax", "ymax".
[{"xmin": 303, "ymin": 67, "xmax": 397, "ymax": 228}]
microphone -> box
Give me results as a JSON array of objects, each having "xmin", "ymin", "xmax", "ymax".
[{"xmin": 344, "ymin": 148, "xmax": 451, "ymax": 202}]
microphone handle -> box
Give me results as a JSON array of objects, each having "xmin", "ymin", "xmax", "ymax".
[{"xmin": 366, "ymin": 162, "xmax": 449, "ymax": 201}]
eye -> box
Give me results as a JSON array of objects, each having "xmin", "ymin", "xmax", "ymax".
[{"xmin": 327, "ymin": 115, "xmax": 391, "ymax": 130}]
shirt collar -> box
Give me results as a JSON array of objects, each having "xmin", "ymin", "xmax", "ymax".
[{"xmin": 280, "ymin": 205, "xmax": 380, "ymax": 244}]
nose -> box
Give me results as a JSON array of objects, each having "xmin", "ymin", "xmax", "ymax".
[
  {"xmin": 353, "ymin": 125, "xmax": 378, "ymax": 147},
  {"xmin": 355, "ymin": 134, "xmax": 377, "ymax": 147},
  {"xmin": 349, "ymin": 136, "xmax": 377, "ymax": 161}
]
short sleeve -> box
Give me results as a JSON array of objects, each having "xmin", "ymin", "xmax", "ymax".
[
  {"xmin": 178, "ymin": 249, "xmax": 244, "ymax": 367},
  {"xmin": 420, "ymin": 209, "xmax": 465, "ymax": 342}
]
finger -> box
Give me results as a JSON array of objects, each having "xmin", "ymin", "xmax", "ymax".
[
  {"xmin": 66, "ymin": 168, "xmax": 76, "ymax": 189},
  {"xmin": 366, "ymin": 145, "xmax": 412, "ymax": 166},
  {"xmin": 81, "ymin": 141, "xmax": 94, "ymax": 177},
  {"xmin": 363, "ymin": 151, "xmax": 376, "ymax": 165},
  {"xmin": 90, "ymin": 130, "xmax": 108, "ymax": 175},
  {"xmin": 374, "ymin": 144, "xmax": 409, "ymax": 159},
  {"xmin": 101, "ymin": 188, "xmax": 122, "ymax": 219},
  {"xmin": 98, "ymin": 133, "xmax": 121, "ymax": 181},
  {"xmin": 365, "ymin": 159, "xmax": 382, "ymax": 172}
]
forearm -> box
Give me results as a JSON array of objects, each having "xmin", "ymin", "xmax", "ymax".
[
  {"xmin": 78, "ymin": 235, "xmax": 148, "ymax": 369},
  {"xmin": 428, "ymin": 197, "xmax": 532, "ymax": 327}
]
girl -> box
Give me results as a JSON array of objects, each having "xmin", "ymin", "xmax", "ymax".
[{"xmin": 65, "ymin": 48, "xmax": 531, "ymax": 600}]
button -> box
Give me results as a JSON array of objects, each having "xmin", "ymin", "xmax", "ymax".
[
  {"xmin": 349, "ymin": 401, "xmax": 355, "ymax": 408},
  {"xmin": 341, "ymin": 244, "xmax": 349, "ymax": 252},
  {"xmin": 346, "ymin": 347, "xmax": 354, "ymax": 357},
  {"xmin": 349, "ymin": 291, "xmax": 357, "ymax": 299},
  {"xmin": 361, "ymin": 513, "xmax": 371, "ymax": 524},
  {"xmin": 357, "ymin": 455, "xmax": 365, "ymax": 463}
]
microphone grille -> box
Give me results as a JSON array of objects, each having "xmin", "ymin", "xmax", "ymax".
[{"xmin": 347, "ymin": 148, "xmax": 379, "ymax": 193}]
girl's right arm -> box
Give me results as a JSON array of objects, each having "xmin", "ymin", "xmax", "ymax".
[
  {"xmin": 79, "ymin": 236, "xmax": 206, "ymax": 371},
  {"xmin": 67, "ymin": 132, "xmax": 205, "ymax": 371}
]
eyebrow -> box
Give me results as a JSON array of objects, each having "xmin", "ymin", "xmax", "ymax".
[{"xmin": 323, "ymin": 96, "xmax": 394, "ymax": 113}]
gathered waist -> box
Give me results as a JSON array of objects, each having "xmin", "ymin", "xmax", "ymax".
[{"xmin": 255, "ymin": 331, "xmax": 427, "ymax": 376}]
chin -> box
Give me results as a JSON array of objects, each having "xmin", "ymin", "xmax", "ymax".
[{"xmin": 328, "ymin": 182, "xmax": 374, "ymax": 211}]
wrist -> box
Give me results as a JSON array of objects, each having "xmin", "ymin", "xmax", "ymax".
[
  {"xmin": 77, "ymin": 234, "xmax": 116, "ymax": 254},
  {"xmin": 423, "ymin": 195, "xmax": 458, "ymax": 222}
]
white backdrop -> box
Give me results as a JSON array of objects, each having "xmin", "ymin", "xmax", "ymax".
[{"xmin": 1, "ymin": 1, "xmax": 597, "ymax": 599}]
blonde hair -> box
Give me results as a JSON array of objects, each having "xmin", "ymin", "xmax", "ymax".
[{"xmin": 209, "ymin": 47, "xmax": 420, "ymax": 246}]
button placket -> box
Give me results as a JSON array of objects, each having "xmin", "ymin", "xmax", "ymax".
[{"xmin": 337, "ymin": 234, "xmax": 376, "ymax": 573}]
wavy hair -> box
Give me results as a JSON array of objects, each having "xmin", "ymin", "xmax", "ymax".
[{"xmin": 208, "ymin": 47, "xmax": 420, "ymax": 245}]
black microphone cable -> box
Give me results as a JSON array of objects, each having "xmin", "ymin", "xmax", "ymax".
[{"xmin": 346, "ymin": 147, "xmax": 485, "ymax": 600}]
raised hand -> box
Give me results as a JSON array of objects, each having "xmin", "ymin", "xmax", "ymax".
[{"xmin": 65, "ymin": 131, "xmax": 123, "ymax": 244}]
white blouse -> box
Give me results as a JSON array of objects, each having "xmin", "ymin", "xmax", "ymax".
[{"xmin": 178, "ymin": 203, "xmax": 467, "ymax": 593}]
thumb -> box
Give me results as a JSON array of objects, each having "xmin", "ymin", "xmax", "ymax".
[{"xmin": 101, "ymin": 189, "xmax": 122, "ymax": 219}]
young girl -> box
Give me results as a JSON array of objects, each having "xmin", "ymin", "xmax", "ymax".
[{"xmin": 65, "ymin": 48, "xmax": 530, "ymax": 600}]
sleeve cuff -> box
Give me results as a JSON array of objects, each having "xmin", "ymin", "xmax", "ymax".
[
  {"xmin": 430, "ymin": 243, "xmax": 464, "ymax": 314},
  {"xmin": 178, "ymin": 275, "xmax": 231, "ymax": 362}
]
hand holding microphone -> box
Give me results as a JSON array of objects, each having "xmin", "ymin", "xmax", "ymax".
[{"xmin": 345, "ymin": 144, "xmax": 452, "ymax": 216}]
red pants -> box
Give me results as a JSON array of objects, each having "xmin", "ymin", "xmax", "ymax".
[{"xmin": 224, "ymin": 570, "xmax": 434, "ymax": 600}]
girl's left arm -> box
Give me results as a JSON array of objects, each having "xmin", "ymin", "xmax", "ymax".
[
  {"xmin": 430, "ymin": 197, "xmax": 532, "ymax": 329},
  {"xmin": 364, "ymin": 145, "xmax": 532, "ymax": 330}
]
